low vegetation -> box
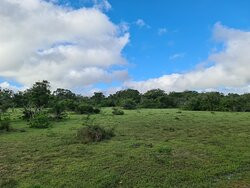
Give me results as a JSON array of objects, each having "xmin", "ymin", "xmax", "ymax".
[
  {"xmin": 0, "ymin": 80, "xmax": 250, "ymax": 187},
  {"xmin": 77, "ymin": 124, "xmax": 115, "ymax": 143},
  {"xmin": 0, "ymin": 108, "xmax": 249, "ymax": 187},
  {"xmin": 112, "ymin": 107, "xmax": 124, "ymax": 115},
  {"xmin": 28, "ymin": 111, "xmax": 51, "ymax": 129}
]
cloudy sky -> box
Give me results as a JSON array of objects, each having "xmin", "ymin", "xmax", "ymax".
[{"xmin": 0, "ymin": 0, "xmax": 250, "ymax": 94}]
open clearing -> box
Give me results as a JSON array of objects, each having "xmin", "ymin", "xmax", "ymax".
[{"xmin": 0, "ymin": 108, "xmax": 250, "ymax": 187}]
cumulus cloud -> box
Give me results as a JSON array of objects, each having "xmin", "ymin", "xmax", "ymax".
[
  {"xmin": 92, "ymin": 0, "xmax": 111, "ymax": 11},
  {"xmin": 0, "ymin": 82, "xmax": 26, "ymax": 92},
  {"xmin": 124, "ymin": 23, "xmax": 250, "ymax": 93},
  {"xmin": 0, "ymin": 0, "xmax": 129, "ymax": 89}
]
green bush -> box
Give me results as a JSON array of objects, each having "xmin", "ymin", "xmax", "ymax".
[
  {"xmin": 0, "ymin": 116, "xmax": 11, "ymax": 132},
  {"xmin": 122, "ymin": 99, "xmax": 137, "ymax": 110},
  {"xmin": 112, "ymin": 108, "xmax": 124, "ymax": 115},
  {"xmin": 29, "ymin": 112, "xmax": 51, "ymax": 129},
  {"xmin": 77, "ymin": 124, "xmax": 115, "ymax": 143},
  {"xmin": 22, "ymin": 108, "xmax": 35, "ymax": 120},
  {"xmin": 76, "ymin": 104, "xmax": 100, "ymax": 114},
  {"xmin": 50, "ymin": 100, "xmax": 68, "ymax": 120}
]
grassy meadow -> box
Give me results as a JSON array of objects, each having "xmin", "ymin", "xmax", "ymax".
[{"xmin": 0, "ymin": 108, "xmax": 250, "ymax": 187}]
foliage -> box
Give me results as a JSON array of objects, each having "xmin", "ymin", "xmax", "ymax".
[
  {"xmin": 91, "ymin": 92, "xmax": 106, "ymax": 106},
  {"xmin": 25, "ymin": 80, "xmax": 51, "ymax": 110},
  {"xmin": 1, "ymin": 108, "xmax": 250, "ymax": 187},
  {"xmin": 50, "ymin": 100, "xmax": 68, "ymax": 120},
  {"xmin": 0, "ymin": 115, "xmax": 11, "ymax": 132},
  {"xmin": 77, "ymin": 124, "xmax": 115, "ymax": 143},
  {"xmin": 29, "ymin": 111, "xmax": 51, "ymax": 129},
  {"xmin": 22, "ymin": 107, "xmax": 35, "ymax": 120},
  {"xmin": 4, "ymin": 79, "xmax": 250, "ymax": 112},
  {"xmin": 0, "ymin": 89, "xmax": 13, "ymax": 113},
  {"xmin": 75, "ymin": 104, "xmax": 100, "ymax": 114},
  {"xmin": 122, "ymin": 99, "xmax": 137, "ymax": 110},
  {"xmin": 112, "ymin": 108, "xmax": 124, "ymax": 115}
]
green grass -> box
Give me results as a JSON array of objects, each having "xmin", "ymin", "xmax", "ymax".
[{"xmin": 0, "ymin": 108, "xmax": 250, "ymax": 188}]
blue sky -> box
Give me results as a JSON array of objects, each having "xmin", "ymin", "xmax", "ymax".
[
  {"xmin": 1, "ymin": 0, "xmax": 250, "ymax": 94},
  {"xmin": 58, "ymin": 0, "xmax": 250, "ymax": 79}
]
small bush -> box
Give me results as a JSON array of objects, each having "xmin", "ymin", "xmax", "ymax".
[
  {"xmin": 112, "ymin": 108, "xmax": 124, "ymax": 115},
  {"xmin": 93, "ymin": 108, "xmax": 101, "ymax": 114},
  {"xmin": 0, "ymin": 116, "xmax": 11, "ymax": 132},
  {"xmin": 29, "ymin": 112, "xmax": 51, "ymax": 129},
  {"xmin": 122, "ymin": 99, "xmax": 137, "ymax": 110},
  {"xmin": 50, "ymin": 100, "xmax": 68, "ymax": 120},
  {"xmin": 77, "ymin": 124, "xmax": 115, "ymax": 143},
  {"xmin": 22, "ymin": 108, "xmax": 35, "ymax": 120},
  {"xmin": 76, "ymin": 104, "xmax": 100, "ymax": 115}
]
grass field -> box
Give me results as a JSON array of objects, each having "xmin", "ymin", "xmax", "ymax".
[{"xmin": 0, "ymin": 108, "xmax": 250, "ymax": 188}]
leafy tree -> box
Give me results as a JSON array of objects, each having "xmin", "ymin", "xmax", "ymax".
[
  {"xmin": 53, "ymin": 88, "xmax": 76, "ymax": 100},
  {"xmin": 91, "ymin": 92, "xmax": 105, "ymax": 106},
  {"xmin": 50, "ymin": 100, "xmax": 67, "ymax": 120},
  {"xmin": 0, "ymin": 88, "xmax": 14, "ymax": 113},
  {"xmin": 122, "ymin": 99, "xmax": 137, "ymax": 110},
  {"xmin": 26, "ymin": 80, "xmax": 51, "ymax": 110},
  {"xmin": 111, "ymin": 89, "xmax": 141, "ymax": 106}
]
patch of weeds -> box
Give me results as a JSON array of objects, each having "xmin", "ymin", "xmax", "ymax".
[
  {"xmin": 144, "ymin": 143, "xmax": 153, "ymax": 148},
  {"xmin": 164, "ymin": 127, "xmax": 176, "ymax": 132},
  {"xmin": 98, "ymin": 173, "xmax": 121, "ymax": 188},
  {"xmin": 29, "ymin": 111, "xmax": 51, "ymax": 129},
  {"xmin": 176, "ymin": 111, "xmax": 182, "ymax": 114},
  {"xmin": 174, "ymin": 117, "xmax": 180, "ymax": 120},
  {"xmin": 131, "ymin": 143, "xmax": 142, "ymax": 148},
  {"xmin": 0, "ymin": 178, "xmax": 18, "ymax": 188},
  {"xmin": 77, "ymin": 124, "xmax": 115, "ymax": 143},
  {"xmin": 158, "ymin": 146, "xmax": 172, "ymax": 154},
  {"xmin": 112, "ymin": 108, "xmax": 124, "ymax": 115},
  {"xmin": 28, "ymin": 185, "xmax": 42, "ymax": 188},
  {"xmin": 114, "ymin": 152, "xmax": 123, "ymax": 158},
  {"xmin": 151, "ymin": 146, "xmax": 173, "ymax": 165},
  {"xmin": 0, "ymin": 115, "xmax": 14, "ymax": 132}
]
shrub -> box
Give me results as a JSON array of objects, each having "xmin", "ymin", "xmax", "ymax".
[
  {"xmin": 122, "ymin": 99, "xmax": 137, "ymax": 110},
  {"xmin": 93, "ymin": 108, "xmax": 101, "ymax": 114},
  {"xmin": 50, "ymin": 100, "xmax": 67, "ymax": 120},
  {"xmin": 22, "ymin": 107, "xmax": 35, "ymax": 120},
  {"xmin": 77, "ymin": 124, "xmax": 115, "ymax": 143},
  {"xmin": 112, "ymin": 108, "xmax": 124, "ymax": 115},
  {"xmin": 76, "ymin": 104, "xmax": 100, "ymax": 114},
  {"xmin": 29, "ymin": 112, "xmax": 51, "ymax": 129},
  {"xmin": 0, "ymin": 116, "xmax": 11, "ymax": 132}
]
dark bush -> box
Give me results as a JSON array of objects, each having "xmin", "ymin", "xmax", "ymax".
[
  {"xmin": 76, "ymin": 104, "xmax": 100, "ymax": 114},
  {"xmin": 50, "ymin": 100, "xmax": 68, "ymax": 120},
  {"xmin": 112, "ymin": 108, "xmax": 124, "ymax": 115},
  {"xmin": 0, "ymin": 116, "xmax": 11, "ymax": 132},
  {"xmin": 22, "ymin": 108, "xmax": 35, "ymax": 120},
  {"xmin": 122, "ymin": 99, "xmax": 137, "ymax": 110},
  {"xmin": 77, "ymin": 124, "xmax": 115, "ymax": 143},
  {"xmin": 93, "ymin": 108, "xmax": 101, "ymax": 114},
  {"xmin": 29, "ymin": 112, "xmax": 51, "ymax": 129}
]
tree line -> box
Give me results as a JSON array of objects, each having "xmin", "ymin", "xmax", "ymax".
[{"xmin": 1, "ymin": 80, "xmax": 250, "ymax": 113}]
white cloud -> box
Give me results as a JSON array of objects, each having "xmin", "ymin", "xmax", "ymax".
[
  {"xmin": 0, "ymin": 82, "xmax": 26, "ymax": 92},
  {"xmin": 169, "ymin": 53, "xmax": 185, "ymax": 60},
  {"xmin": 158, "ymin": 28, "xmax": 167, "ymax": 36},
  {"xmin": 92, "ymin": 0, "xmax": 111, "ymax": 11},
  {"xmin": 0, "ymin": 0, "xmax": 129, "ymax": 89},
  {"xmin": 135, "ymin": 19, "xmax": 150, "ymax": 28},
  {"xmin": 124, "ymin": 23, "xmax": 250, "ymax": 93}
]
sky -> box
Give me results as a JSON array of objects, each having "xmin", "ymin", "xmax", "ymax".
[{"xmin": 0, "ymin": 0, "xmax": 250, "ymax": 95}]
